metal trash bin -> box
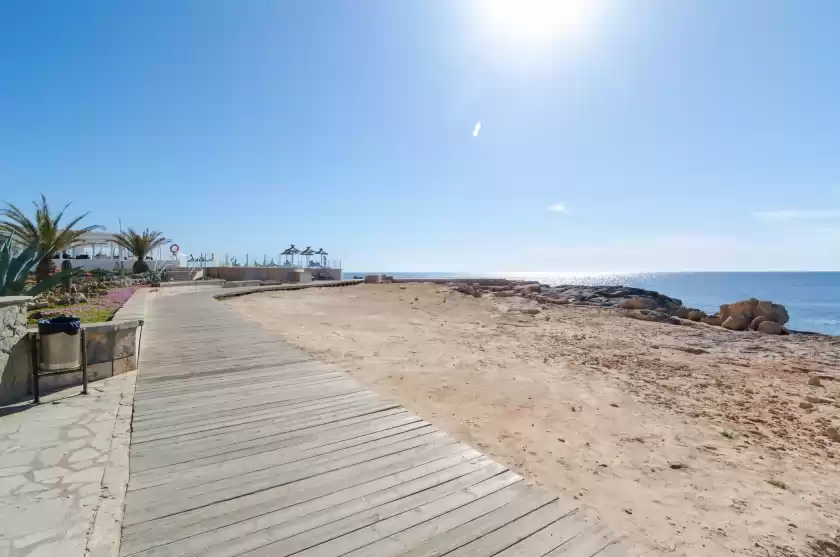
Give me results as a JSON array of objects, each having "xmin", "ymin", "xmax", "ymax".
[{"xmin": 37, "ymin": 316, "xmax": 82, "ymax": 371}]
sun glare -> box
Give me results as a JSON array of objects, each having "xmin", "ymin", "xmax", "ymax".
[{"xmin": 476, "ymin": 0, "xmax": 599, "ymax": 45}]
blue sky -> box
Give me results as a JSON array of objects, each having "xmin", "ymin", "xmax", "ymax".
[{"xmin": 1, "ymin": 0, "xmax": 839, "ymax": 272}]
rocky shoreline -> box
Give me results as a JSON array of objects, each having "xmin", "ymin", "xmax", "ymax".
[{"xmin": 448, "ymin": 281, "xmax": 800, "ymax": 336}]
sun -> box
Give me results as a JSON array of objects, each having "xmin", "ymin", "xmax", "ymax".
[{"xmin": 475, "ymin": 0, "xmax": 600, "ymax": 45}]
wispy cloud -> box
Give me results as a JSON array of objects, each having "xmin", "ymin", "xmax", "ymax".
[
  {"xmin": 547, "ymin": 203, "xmax": 567, "ymax": 213},
  {"xmin": 752, "ymin": 209, "xmax": 840, "ymax": 221},
  {"xmin": 472, "ymin": 121, "xmax": 481, "ymax": 137}
]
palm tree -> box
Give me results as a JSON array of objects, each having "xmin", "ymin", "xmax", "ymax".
[
  {"xmin": 0, "ymin": 195, "xmax": 102, "ymax": 281},
  {"xmin": 111, "ymin": 228, "xmax": 170, "ymax": 273}
]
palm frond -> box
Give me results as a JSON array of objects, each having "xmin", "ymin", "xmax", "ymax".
[
  {"xmin": 1, "ymin": 196, "xmax": 101, "ymax": 256},
  {"xmin": 111, "ymin": 228, "xmax": 170, "ymax": 260}
]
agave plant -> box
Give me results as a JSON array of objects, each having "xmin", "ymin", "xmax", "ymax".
[
  {"xmin": 111, "ymin": 228, "xmax": 170, "ymax": 273},
  {"xmin": 0, "ymin": 195, "xmax": 102, "ymax": 281},
  {"xmin": 0, "ymin": 236, "xmax": 79, "ymax": 296},
  {"xmin": 147, "ymin": 260, "xmax": 170, "ymax": 286}
]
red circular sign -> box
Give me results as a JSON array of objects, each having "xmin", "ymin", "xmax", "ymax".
[{"xmin": 170, "ymin": 243, "xmax": 180, "ymax": 255}]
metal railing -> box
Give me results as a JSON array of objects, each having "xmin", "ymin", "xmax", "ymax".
[{"xmin": 215, "ymin": 254, "xmax": 341, "ymax": 269}]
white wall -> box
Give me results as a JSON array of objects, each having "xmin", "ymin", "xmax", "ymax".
[{"xmin": 60, "ymin": 259, "xmax": 180, "ymax": 271}]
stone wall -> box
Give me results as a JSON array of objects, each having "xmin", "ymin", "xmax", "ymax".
[
  {"xmin": 0, "ymin": 297, "xmax": 32, "ymax": 405},
  {"xmin": 36, "ymin": 320, "xmax": 142, "ymax": 393},
  {"xmin": 205, "ymin": 266, "xmax": 342, "ymax": 282}
]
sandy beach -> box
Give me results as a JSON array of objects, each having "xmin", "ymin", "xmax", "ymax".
[{"xmin": 227, "ymin": 283, "xmax": 840, "ymax": 557}]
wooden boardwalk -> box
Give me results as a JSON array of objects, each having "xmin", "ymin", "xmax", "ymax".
[{"xmin": 120, "ymin": 286, "xmax": 626, "ymax": 557}]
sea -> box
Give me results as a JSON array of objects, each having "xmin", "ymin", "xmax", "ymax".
[{"xmin": 342, "ymin": 271, "xmax": 840, "ymax": 336}]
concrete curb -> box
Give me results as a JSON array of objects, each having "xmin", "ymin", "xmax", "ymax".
[{"xmin": 86, "ymin": 370, "xmax": 136, "ymax": 557}]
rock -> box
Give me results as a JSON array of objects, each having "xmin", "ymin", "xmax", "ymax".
[
  {"xmin": 758, "ymin": 321, "xmax": 783, "ymax": 335},
  {"xmin": 722, "ymin": 313, "xmax": 750, "ymax": 331},
  {"xmin": 754, "ymin": 301, "xmax": 789, "ymax": 325},
  {"xmin": 749, "ymin": 316, "xmax": 769, "ymax": 330},
  {"xmin": 719, "ymin": 304, "xmax": 732, "ymax": 321},
  {"xmin": 655, "ymin": 307, "xmax": 669, "ymax": 313},
  {"xmin": 799, "ymin": 401, "xmax": 814, "ymax": 409},
  {"xmin": 675, "ymin": 307, "xmax": 692, "ymax": 319},
  {"xmin": 702, "ymin": 315, "xmax": 723, "ymax": 326},
  {"xmin": 618, "ymin": 297, "xmax": 659, "ymax": 310},
  {"xmin": 454, "ymin": 285, "xmax": 476, "ymax": 296},
  {"xmin": 808, "ymin": 376, "xmax": 821, "ymax": 386},
  {"xmin": 826, "ymin": 427, "xmax": 840, "ymax": 442},
  {"xmin": 622, "ymin": 309, "xmax": 676, "ymax": 324},
  {"xmin": 519, "ymin": 307, "xmax": 541, "ymax": 315},
  {"xmin": 729, "ymin": 298, "xmax": 760, "ymax": 317},
  {"xmin": 513, "ymin": 283, "xmax": 541, "ymax": 294},
  {"xmin": 75, "ymin": 294, "xmax": 87, "ymax": 303},
  {"xmin": 805, "ymin": 395, "xmax": 835, "ymax": 404},
  {"xmin": 57, "ymin": 296, "xmax": 73, "ymax": 306},
  {"xmin": 687, "ymin": 310, "xmax": 706, "ymax": 322},
  {"xmin": 494, "ymin": 290, "xmax": 516, "ymax": 298}
]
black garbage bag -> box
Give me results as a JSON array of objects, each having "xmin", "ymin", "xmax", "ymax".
[{"xmin": 37, "ymin": 316, "xmax": 81, "ymax": 335}]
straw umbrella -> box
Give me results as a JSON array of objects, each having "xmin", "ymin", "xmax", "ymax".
[
  {"xmin": 286, "ymin": 244, "xmax": 300, "ymax": 267},
  {"xmin": 301, "ymin": 246, "xmax": 315, "ymax": 267},
  {"xmin": 315, "ymin": 248, "xmax": 328, "ymax": 267}
]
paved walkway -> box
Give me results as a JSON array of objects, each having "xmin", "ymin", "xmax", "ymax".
[
  {"xmin": 0, "ymin": 371, "xmax": 135, "ymax": 557},
  {"xmin": 120, "ymin": 286, "xmax": 627, "ymax": 557}
]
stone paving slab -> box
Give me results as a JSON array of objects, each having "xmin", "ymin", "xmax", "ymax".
[{"xmin": 0, "ymin": 370, "xmax": 136, "ymax": 557}]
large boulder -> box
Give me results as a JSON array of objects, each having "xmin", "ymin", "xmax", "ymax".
[
  {"xmin": 754, "ymin": 301, "xmax": 789, "ymax": 325},
  {"xmin": 618, "ymin": 297, "xmax": 659, "ymax": 310},
  {"xmin": 622, "ymin": 309, "xmax": 677, "ymax": 324},
  {"xmin": 749, "ymin": 316, "xmax": 769, "ymax": 330},
  {"xmin": 722, "ymin": 313, "xmax": 751, "ymax": 331},
  {"xmin": 675, "ymin": 307, "xmax": 691, "ymax": 319},
  {"xmin": 513, "ymin": 283, "xmax": 541, "ymax": 294},
  {"xmin": 758, "ymin": 321, "xmax": 783, "ymax": 335},
  {"xmin": 687, "ymin": 310, "xmax": 707, "ymax": 322},
  {"xmin": 703, "ymin": 315, "xmax": 723, "ymax": 326},
  {"xmin": 729, "ymin": 298, "xmax": 760, "ymax": 317}
]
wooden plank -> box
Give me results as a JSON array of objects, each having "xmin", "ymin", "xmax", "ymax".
[
  {"xmin": 129, "ymin": 401, "xmax": 401, "ymax": 449},
  {"xmin": 442, "ymin": 497, "xmax": 578, "ymax": 557},
  {"xmin": 129, "ymin": 424, "xmax": 439, "ymax": 493},
  {"xmin": 397, "ymin": 487, "xmax": 558, "ymax": 557},
  {"xmin": 121, "ymin": 447, "xmax": 482, "ymax": 554},
  {"xmin": 129, "ymin": 409, "xmax": 412, "ymax": 472},
  {"xmin": 130, "ymin": 413, "xmax": 423, "ymax": 481},
  {"xmin": 127, "ymin": 430, "xmax": 454, "ymax": 508},
  {"xmin": 124, "ymin": 435, "xmax": 463, "ymax": 525},
  {"xmin": 131, "ymin": 391, "xmax": 381, "ymax": 437},
  {"xmin": 131, "ymin": 389, "xmax": 375, "ymax": 430},
  {"xmin": 339, "ymin": 481, "xmax": 532, "ymax": 557},
  {"xmin": 124, "ymin": 459, "xmax": 503, "ymax": 557},
  {"xmin": 212, "ymin": 470, "xmax": 521, "ymax": 557},
  {"xmin": 493, "ymin": 509, "xmax": 590, "ymax": 557}
]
